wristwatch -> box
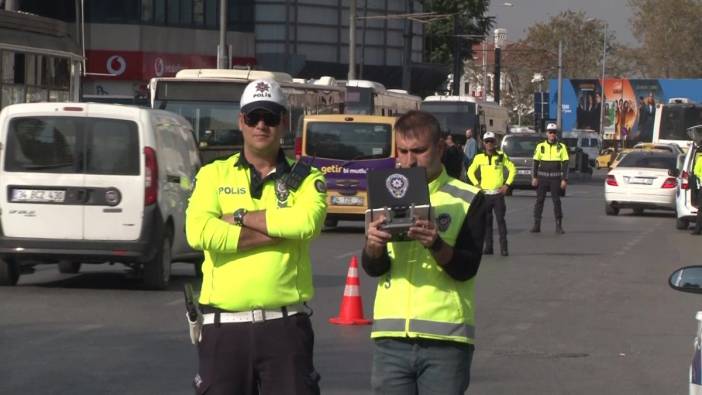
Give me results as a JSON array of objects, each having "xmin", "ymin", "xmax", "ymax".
[{"xmin": 233, "ymin": 208, "xmax": 248, "ymax": 227}]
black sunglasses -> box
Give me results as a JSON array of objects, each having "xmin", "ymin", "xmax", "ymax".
[{"xmin": 243, "ymin": 111, "xmax": 282, "ymax": 127}]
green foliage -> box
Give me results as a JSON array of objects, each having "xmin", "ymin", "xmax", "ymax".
[
  {"xmin": 420, "ymin": 0, "xmax": 492, "ymax": 64},
  {"xmin": 628, "ymin": 0, "xmax": 702, "ymax": 77}
]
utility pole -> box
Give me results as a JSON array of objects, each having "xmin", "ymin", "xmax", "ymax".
[
  {"xmin": 217, "ymin": 0, "xmax": 229, "ymax": 69},
  {"xmin": 493, "ymin": 28, "xmax": 506, "ymax": 105},
  {"xmin": 348, "ymin": 0, "xmax": 357, "ymax": 80},
  {"xmin": 401, "ymin": 1, "xmax": 413, "ymax": 91},
  {"xmin": 482, "ymin": 40, "xmax": 487, "ymax": 101},
  {"xmin": 451, "ymin": 14, "xmax": 461, "ymax": 95},
  {"xmin": 556, "ymin": 40, "xmax": 563, "ymax": 130}
]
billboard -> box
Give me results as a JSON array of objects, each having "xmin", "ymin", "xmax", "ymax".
[{"xmin": 548, "ymin": 78, "xmax": 702, "ymax": 142}]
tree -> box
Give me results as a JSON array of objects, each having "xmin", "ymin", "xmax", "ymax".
[
  {"xmin": 628, "ymin": 0, "xmax": 702, "ymax": 78},
  {"xmin": 497, "ymin": 11, "xmax": 623, "ymax": 126},
  {"xmin": 420, "ymin": 0, "xmax": 492, "ymax": 65}
]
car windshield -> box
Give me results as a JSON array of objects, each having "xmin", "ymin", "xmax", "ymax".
[
  {"xmin": 617, "ymin": 152, "xmax": 676, "ymax": 170},
  {"xmin": 501, "ymin": 136, "xmax": 542, "ymax": 157}
]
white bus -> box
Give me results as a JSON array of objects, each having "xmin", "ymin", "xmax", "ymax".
[
  {"xmin": 652, "ymin": 99, "xmax": 702, "ymax": 152},
  {"xmin": 421, "ymin": 95, "xmax": 510, "ymax": 144},
  {"xmin": 344, "ymin": 80, "xmax": 421, "ymax": 116},
  {"xmin": 150, "ymin": 68, "xmax": 344, "ymax": 163}
]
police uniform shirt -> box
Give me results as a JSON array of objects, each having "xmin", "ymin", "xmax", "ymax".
[
  {"xmin": 467, "ymin": 151, "xmax": 516, "ymax": 191},
  {"xmin": 533, "ymin": 140, "xmax": 569, "ymax": 179},
  {"xmin": 186, "ymin": 150, "xmax": 328, "ymax": 311}
]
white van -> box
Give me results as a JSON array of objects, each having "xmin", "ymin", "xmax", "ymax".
[
  {"xmin": 561, "ymin": 129, "xmax": 601, "ymax": 167},
  {"xmin": 0, "ymin": 103, "xmax": 201, "ymax": 289}
]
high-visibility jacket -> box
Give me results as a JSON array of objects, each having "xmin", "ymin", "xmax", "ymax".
[
  {"xmin": 533, "ymin": 140, "xmax": 569, "ymax": 179},
  {"xmin": 186, "ymin": 152, "xmax": 327, "ymax": 311},
  {"xmin": 371, "ymin": 170, "xmax": 480, "ymax": 344},
  {"xmin": 694, "ymin": 153, "xmax": 702, "ymax": 178},
  {"xmin": 467, "ymin": 150, "xmax": 516, "ymax": 191}
]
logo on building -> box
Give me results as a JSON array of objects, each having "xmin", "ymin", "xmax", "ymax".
[
  {"xmin": 154, "ymin": 57, "xmax": 165, "ymax": 77},
  {"xmin": 106, "ymin": 55, "xmax": 127, "ymax": 76}
]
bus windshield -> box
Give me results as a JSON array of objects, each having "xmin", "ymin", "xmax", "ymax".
[
  {"xmin": 420, "ymin": 102, "xmax": 477, "ymax": 135},
  {"xmin": 659, "ymin": 106, "xmax": 702, "ymax": 141},
  {"xmin": 305, "ymin": 122, "xmax": 392, "ymax": 160},
  {"xmin": 345, "ymin": 87, "xmax": 373, "ymax": 114}
]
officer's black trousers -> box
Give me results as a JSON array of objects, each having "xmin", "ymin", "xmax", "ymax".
[
  {"xmin": 534, "ymin": 178, "xmax": 563, "ymax": 220},
  {"xmin": 194, "ymin": 313, "xmax": 320, "ymax": 395},
  {"xmin": 484, "ymin": 193, "xmax": 507, "ymax": 248}
]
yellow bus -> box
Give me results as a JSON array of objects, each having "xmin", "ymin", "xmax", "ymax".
[{"xmin": 300, "ymin": 114, "xmax": 397, "ymax": 226}]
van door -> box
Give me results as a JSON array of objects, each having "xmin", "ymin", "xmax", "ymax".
[
  {"xmin": 1, "ymin": 116, "xmax": 85, "ymax": 239},
  {"xmin": 82, "ymin": 117, "xmax": 143, "ymax": 241}
]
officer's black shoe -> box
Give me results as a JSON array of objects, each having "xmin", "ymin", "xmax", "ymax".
[
  {"xmin": 555, "ymin": 219, "xmax": 565, "ymax": 234},
  {"xmin": 500, "ymin": 245, "xmax": 509, "ymax": 256},
  {"xmin": 529, "ymin": 219, "xmax": 541, "ymax": 233},
  {"xmin": 483, "ymin": 246, "xmax": 494, "ymax": 255}
]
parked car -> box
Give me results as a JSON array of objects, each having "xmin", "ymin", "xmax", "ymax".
[
  {"xmin": 0, "ymin": 102, "xmax": 201, "ymax": 289},
  {"xmin": 595, "ymin": 147, "xmax": 617, "ymax": 169},
  {"xmin": 604, "ymin": 150, "xmax": 678, "ymax": 215},
  {"xmin": 668, "ymin": 266, "xmax": 702, "ymax": 394},
  {"xmin": 674, "ymin": 126, "xmax": 702, "ymax": 230},
  {"xmin": 500, "ymin": 133, "xmax": 546, "ymax": 194},
  {"xmin": 561, "ymin": 129, "xmax": 601, "ymax": 167}
]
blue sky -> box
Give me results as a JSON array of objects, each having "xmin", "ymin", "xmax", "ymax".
[{"xmin": 490, "ymin": 0, "xmax": 637, "ymax": 45}]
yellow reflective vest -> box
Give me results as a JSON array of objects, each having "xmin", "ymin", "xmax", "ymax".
[
  {"xmin": 694, "ymin": 153, "xmax": 702, "ymax": 178},
  {"xmin": 371, "ymin": 170, "xmax": 480, "ymax": 344},
  {"xmin": 186, "ymin": 152, "xmax": 327, "ymax": 311},
  {"xmin": 467, "ymin": 150, "xmax": 516, "ymax": 190}
]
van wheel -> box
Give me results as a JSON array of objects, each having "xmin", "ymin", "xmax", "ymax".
[
  {"xmin": 676, "ymin": 217, "xmax": 690, "ymax": 230},
  {"xmin": 0, "ymin": 258, "xmax": 19, "ymax": 286},
  {"xmin": 143, "ymin": 234, "xmax": 172, "ymax": 290},
  {"xmin": 605, "ymin": 203, "xmax": 619, "ymax": 216},
  {"xmin": 58, "ymin": 260, "xmax": 81, "ymax": 274}
]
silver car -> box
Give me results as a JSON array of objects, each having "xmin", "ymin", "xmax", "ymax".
[{"xmin": 500, "ymin": 133, "xmax": 546, "ymax": 193}]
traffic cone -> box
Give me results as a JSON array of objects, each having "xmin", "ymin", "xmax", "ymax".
[{"xmin": 329, "ymin": 256, "xmax": 372, "ymax": 325}]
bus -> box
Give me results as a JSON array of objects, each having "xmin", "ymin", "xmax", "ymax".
[
  {"xmin": 344, "ymin": 79, "xmax": 421, "ymax": 116},
  {"xmin": 300, "ymin": 114, "xmax": 397, "ymax": 226},
  {"xmin": 149, "ymin": 68, "xmax": 344, "ymax": 163},
  {"xmin": 420, "ymin": 95, "xmax": 510, "ymax": 144},
  {"xmin": 652, "ymin": 99, "xmax": 702, "ymax": 152}
]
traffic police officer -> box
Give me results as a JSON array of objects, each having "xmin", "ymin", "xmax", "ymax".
[
  {"xmin": 467, "ymin": 131, "xmax": 516, "ymax": 256},
  {"xmin": 531, "ymin": 122, "xmax": 569, "ymax": 234},
  {"xmin": 363, "ymin": 111, "xmax": 486, "ymax": 394},
  {"xmin": 186, "ymin": 79, "xmax": 327, "ymax": 394},
  {"xmin": 692, "ymin": 152, "xmax": 702, "ymax": 235}
]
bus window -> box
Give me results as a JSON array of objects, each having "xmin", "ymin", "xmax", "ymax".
[{"xmin": 305, "ymin": 121, "xmax": 392, "ymax": 160}]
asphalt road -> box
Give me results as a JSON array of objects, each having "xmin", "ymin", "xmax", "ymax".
[{"xmin": 2, "ymin": 171, "xmax": 701, "ymax": 394}]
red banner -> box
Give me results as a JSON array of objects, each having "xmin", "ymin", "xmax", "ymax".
[{"xmin": 85, "ymin": 50, "xmax": 256, "ymax": 81}]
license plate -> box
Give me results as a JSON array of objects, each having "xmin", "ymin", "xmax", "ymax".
[
  {"xmin": 628, "ymin": 177, "xmax": 653, "ymax": 185},
  {"xmin": 11, "ymin": 189, "xmax": 66, "ymax": 203},
  {"xmin": 331, "ymin": 195, "xmax": 364, "ymax": 206},
  {"xmin": 517, "ymin": 169, "xmax": 531, "ymax": 175}
]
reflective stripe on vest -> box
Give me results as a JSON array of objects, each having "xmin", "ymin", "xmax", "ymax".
[
  {"xmin": 373, "ymin": 318, "xmax": 476, "ymax": 339},
  {"xmin": 439, "ymin": 183, "xmax": 476, "ymax": 203}
]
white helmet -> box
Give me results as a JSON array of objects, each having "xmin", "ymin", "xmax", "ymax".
[{"xmin": 546, "ymin": 123, "xmax": 558, "ymax": 132}]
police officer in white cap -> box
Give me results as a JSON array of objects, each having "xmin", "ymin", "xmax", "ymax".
[
  {"xmin": 186, "ymin": 79, "xmax": 327, "ymax": 394},
  {"xmin": 531, "ymin": 123, "xmax": 569, "ymax": 234}
]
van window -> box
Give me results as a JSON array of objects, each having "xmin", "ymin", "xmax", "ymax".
[
  {"xmin": 305, "ymin": 121, "xmax": 392, "ymax": 160},
  {"xmin": 5, "ymin": 117, "xmax": 139, "ymax": 175}
]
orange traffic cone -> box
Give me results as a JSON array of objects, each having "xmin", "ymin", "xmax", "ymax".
[{"xmin": 329, "ymin": 256, "xmax": 372, "ymax": 325}]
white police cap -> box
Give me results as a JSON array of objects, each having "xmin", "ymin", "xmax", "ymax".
[
  {"xmin": 546, "ymin": 122, "xmax": 558, "ymax": 131},
  {"xmin": 483, "ymin": 132, "xmax": 497, "ymax": 141},
  {"xmin": 240, "ymin": 79, "xmax": 288, "ymax": 114}
]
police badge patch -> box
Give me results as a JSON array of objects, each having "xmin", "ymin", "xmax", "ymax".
[
  {"xmin": 436, "ymin": 213, "xmax": 452, "ymax": 232},
  {"xmin": 315, "ymin": 179, "xmax": 327, "ymax": 193},
  {"xmin": 385, "ymin": 173, "xmax": 409, "ymax": 199},
  {"xmin": 275, "ymin": 179, "xmax": 289, "ymax": 207}
]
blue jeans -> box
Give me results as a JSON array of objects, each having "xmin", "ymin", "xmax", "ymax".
[{"xmin": 371, "ymin": 337, "xmax": 474, "ymax": 395}]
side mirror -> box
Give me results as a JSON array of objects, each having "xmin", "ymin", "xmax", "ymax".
[{"xmin": 669, "ymin": 266, "xmax": 702, "ymax": 294}]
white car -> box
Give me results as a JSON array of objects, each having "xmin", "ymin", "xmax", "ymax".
[
  {"xmin": 675, "ymin": 141, "xmax": 700, "ymax": 230},
  {"xmin": 605, "ymin": 150, "xmax": 678, "ymax": 215},
  {"xmin": 668, "ymin": 266, "xmax": 702, "ymax": 394}
]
